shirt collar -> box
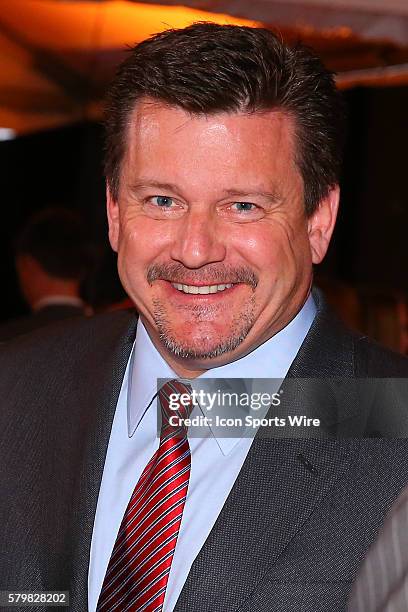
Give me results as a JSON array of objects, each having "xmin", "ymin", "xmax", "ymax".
[
  {"xmin": 33, "ymin": 295, "xmax": 84, "ymax": 312},
  {"xmin": 127, "ymin": 294, "xmax": 316, "ymax": 453}
]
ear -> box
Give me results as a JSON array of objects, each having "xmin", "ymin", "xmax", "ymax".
[
  {"xmin": 106, "ymin": 184, "xmax": 120, "ymax": 252},
  {"xmin": 307, "ymin": 185, "xmax": 340, "ymax": 264}
]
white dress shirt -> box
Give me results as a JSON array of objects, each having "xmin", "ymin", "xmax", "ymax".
[
  {"xmin": 88, "ymin": 295, "xmax": 316, "ymax": 611},
  {"xmin": 32, "ymin": 295, "xmax": 85, "ymax": 312}
]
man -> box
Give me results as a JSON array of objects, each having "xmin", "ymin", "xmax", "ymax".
[
  {"xmin": 348, "ymin": 484, "xmax": 408, "ymax": 611},
  {"xmin": 0, "ymin": 208, "xmax": 88, "ymax": 341},
  {"xmin": 1, "ymin": 23, "xmax": 407, "ymax": 612}
]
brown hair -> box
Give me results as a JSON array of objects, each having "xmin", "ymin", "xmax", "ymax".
[{"xmin": 104, "ymin": 22, "xmax": 345, "ymax": 216}]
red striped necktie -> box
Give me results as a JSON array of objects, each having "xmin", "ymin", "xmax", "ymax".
[{"xmin": 97, "ymin": 379, "xmax": 193, "ymax": 612}]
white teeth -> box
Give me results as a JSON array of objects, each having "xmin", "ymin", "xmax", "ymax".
[{"xmin": 171, "ymin": 282, "xmax": 234, "ymax": 294}]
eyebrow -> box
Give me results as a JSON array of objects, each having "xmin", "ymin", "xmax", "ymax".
[
  {"xmin": 130, "ymin": 180, "xmax": 282, "ymax": 203},
  {"xmin": 222, "ymin": 188, "xmax": 283, "ymax": 203},
  {"xmin": 130, "ymin": 180, "xmax": 180, "ymax": 193}
]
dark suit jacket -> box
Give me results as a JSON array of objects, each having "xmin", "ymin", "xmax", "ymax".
[
  {"xmin": 1, "ymin": 291, "xmax": 408, "ymax": 612},
  {"xmin": 0, "ymin": 304, "xmax": 85, "ymax": 342}
]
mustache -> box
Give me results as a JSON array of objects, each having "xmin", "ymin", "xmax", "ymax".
[{"xmin": 146, "ymin": 263, "xmax": 258, "ymax": 289}]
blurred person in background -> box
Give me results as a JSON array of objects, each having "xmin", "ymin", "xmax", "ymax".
[
  {"xmin": 399, "ymin": 297, "xmax": 408, "ymax": 355},
  {"xmin": 359, "ymin": 288, "xmax": 408, "ymax": 355},
  {"xmin": 0, "ymin": 208, "xmax": 90, "ymax": 341},
  {"xmin": 348, "ymin": 482, "xmax": 408, "ymax": 611},
  {"xmin": 314, "ymin": 275, "xmax": 362, "ymax": 332},
  {"xmin": 315, "ymin": 277, "xmax": 408, "ymax": 356}
]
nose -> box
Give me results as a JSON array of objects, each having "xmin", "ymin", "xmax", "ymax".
[{"xmin": 169, "ymin": 206, "xmax": 226, "ymax": 269}]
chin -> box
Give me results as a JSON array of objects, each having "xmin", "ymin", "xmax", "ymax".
[
  {"xmin": 153, "ymin": 297, "xmax": 257, "ymax": 361},
  {"xmin": 158, "ymin": 327, "xmax": 250, "ymax": 361}
]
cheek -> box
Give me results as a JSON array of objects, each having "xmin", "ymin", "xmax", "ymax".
[
  {"xmin": 116, "ymin": 218, "xmax": 173, "ymax": 293},
  {"xmin": 233, "ymin": 224, "xmax": 295, "ymax": 274},
  {"xmin": 116, "ymin": 226, "xmax": 150, "ymax": 292},
  {"xmin": 233, "ymin": 221, "xmax": 311, "ymax": 292},
  {"xmin": 118, "ymin": 217, "xmax": 168, "ymax": 263}
]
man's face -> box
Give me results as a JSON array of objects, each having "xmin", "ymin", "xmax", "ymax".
[{"xmin": 108, "ymin": 100, "xmax": 338, "ymax": 376}]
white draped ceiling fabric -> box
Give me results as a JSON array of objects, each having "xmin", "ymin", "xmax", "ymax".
[
  {"xmin": 153, "ymin": 0, "xmax": 408, "ymax": 45},
  {"xmin": 0, "ymin": 0, "xmax": 407, "ymax": 134}
]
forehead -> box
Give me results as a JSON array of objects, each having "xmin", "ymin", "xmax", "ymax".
[{"xmin": 121, "ymin": 99, "xmax": 301, "ymax": 192}]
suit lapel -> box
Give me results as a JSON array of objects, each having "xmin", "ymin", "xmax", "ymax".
[
  {"xmin": 69, "ymin": 312, "xmax": 137, "ymax": 612},
  {"xmin": 175, "ymin": 293, "xmax": 358, "ymax": 611},
  {"xmin": 175, "ymin": 439, "xmax": 354, "ymax": 612}
]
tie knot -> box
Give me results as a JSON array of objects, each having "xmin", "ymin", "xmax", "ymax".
[{"xmin": 158, "ymin": 379, "xmax": 193, "ymax": 435}]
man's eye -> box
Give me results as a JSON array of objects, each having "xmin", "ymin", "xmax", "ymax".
[
  {"xmin": 233, "ymin": 202, "xmax": 256, "ymax": 212},
  {"xmin": 151, "ymin": 196, "xmax": 174, "ymax": 207}
]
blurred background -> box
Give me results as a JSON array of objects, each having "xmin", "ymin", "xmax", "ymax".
[{"xmin": 0, "ymin": 0, "xmax": 407, "ymax": 353}]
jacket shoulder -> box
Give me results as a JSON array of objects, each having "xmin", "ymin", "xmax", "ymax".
[
  {"xmin": 307, "ymin": 288, "xmax": 408, "ymax": 378},
  {"xmin": 353, "ymin": 333, "xmax": 408, "ymax": 377}
]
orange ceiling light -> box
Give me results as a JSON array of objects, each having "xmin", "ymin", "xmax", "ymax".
[
  {"xmin": 0, "ymin": 1, "xmax": 260, "ymax": 51},
  {"xmin": 0, "ymin": 1, "xmax": 260, "ymax": 133}
]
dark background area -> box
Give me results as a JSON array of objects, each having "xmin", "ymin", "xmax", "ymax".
[{"xmin": 0, "ymin": 85, "xmax": 407, "ymax": 323}]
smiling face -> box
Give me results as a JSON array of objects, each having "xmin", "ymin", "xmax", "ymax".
[{"xmin": 107, "ymin": 99, "xmax": 339, "ymax": 377}]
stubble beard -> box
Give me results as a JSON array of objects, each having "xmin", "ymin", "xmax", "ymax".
[{"xmin": 152, "ymin": 295, "xmax": 257, "ymax": 360}]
